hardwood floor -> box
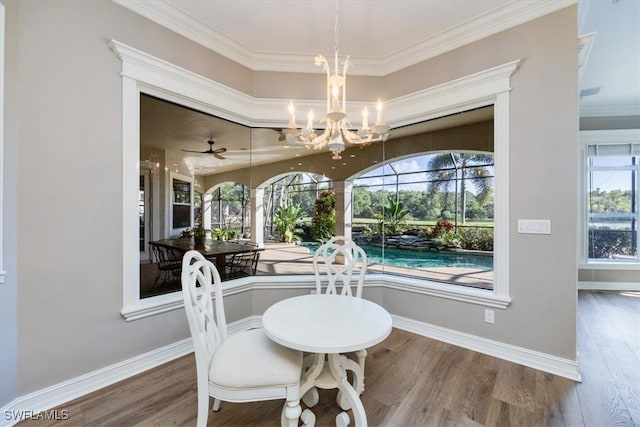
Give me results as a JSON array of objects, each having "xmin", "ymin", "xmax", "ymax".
[{"xmin": 18, "ymin": 291, "xmax": 639, "ymax": 426}]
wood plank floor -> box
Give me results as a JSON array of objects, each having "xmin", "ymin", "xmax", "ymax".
[{"xmin": 19, "ymin": 291, "xmax": 639, "ymax": 426}]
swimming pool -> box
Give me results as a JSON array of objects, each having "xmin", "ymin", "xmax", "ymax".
[{"xmin": 307, "ymin": 243, "xmax": 493, "ymax": 270}]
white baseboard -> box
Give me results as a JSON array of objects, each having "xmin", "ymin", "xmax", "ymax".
[
  {"xmin": 578, "ymin": 281, "xmax": 640, "ymax": 291},
  {"xmin": 391, "ymin": 314, "xmax": 581, "ymax": 382},
  {"xmin": 0, "ymin": 317, "xmax": 259, "ymax": 427}
]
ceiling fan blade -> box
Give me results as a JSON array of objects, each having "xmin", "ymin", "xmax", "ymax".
[{"xmin": 182, "ymin": 140, "xmax": 227, "ymax": 159}]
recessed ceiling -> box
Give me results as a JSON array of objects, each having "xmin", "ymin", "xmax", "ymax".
[
  {"xmin": 117, "ymin": 0, "xmax": 639, "ymax": 118},
  {"xmin": 115, "ymin": 0, "xmax": 570, "ymax": 75},
  {"xmin": 129, "ymin": 0, "xmax": 639, "ymax": 175}
]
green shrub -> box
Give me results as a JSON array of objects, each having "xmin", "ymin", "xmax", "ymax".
[
  {"xmin": 433, "ymin": 219, "xmax": 455, "ymax": 238},
  {"xmin": 589, "ymin": 227, "xmax": 635, "ymax": 259},
  {"xmin": 274, "ymin": 203, "xmax": 304, "ymax": 243},
  {"xmin": 458, "ymin": 227, "xmax": 493, "ymax": 251},
  {"xmin": 311, "ymin": 190, "xmax": 336, "ymax": 241}
]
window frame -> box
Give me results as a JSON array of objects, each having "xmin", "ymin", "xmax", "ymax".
[
  {"xmin": 111, "ymin": 40, "xmax": 517, "ymax": 320},
  {"xmin": 351, "ymin": 152, "xmax": 495, "ymax": 288},
  {"xmin": 579, "ymin": 129, "xmax": 640, "ymax": 269},
  {"xmin": 169, "ymin": 172, "xmax": 194, "ymax": 234}
]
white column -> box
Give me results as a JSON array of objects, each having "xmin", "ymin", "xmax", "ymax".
[
  {"xmin": 203, "ymin": 192, "xmax": 212, "ymax": 231},
  {"xmin": 334, "ymin": 180, "xmax": 353, "ymax": 239},
  {"xmin": 251, "ymin": 187, "xmax": 265, "ymax": 246}
]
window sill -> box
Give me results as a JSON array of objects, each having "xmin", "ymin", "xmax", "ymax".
[
  {"xmin": 579, "ymin": 262, "xmax": 640, "ymax": 270},
  {"xmin": 122, "ymin": 273, "xmax": 510, "ymax": 321}
]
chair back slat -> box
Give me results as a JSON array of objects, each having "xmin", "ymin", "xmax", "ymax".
[
  {"xmin": 182, "ymin": 251, "xmax": 228, "ymax": 373},
  {"xmin": 313, "ymin": 236, "xmax": 367, "ymax": 298}
]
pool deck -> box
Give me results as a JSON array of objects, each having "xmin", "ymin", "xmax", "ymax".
[
  {"xmin": 256, "ymin": 242, "xmax": 494, "ymax": 290},
  {"xmin": 140, "ymin": 242, "xmax": 494, "ymax": 298}
]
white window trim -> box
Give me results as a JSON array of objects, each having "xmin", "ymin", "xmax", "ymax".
[
  {"xmin": 169, "ymin": 172, "xmax": 194, "ymax": 236},
  {"xmin": 579, "ymin": 129, "xmax": 640, "ymax": 267},
  {"xmin": 110, "ymin": 40, "xmax": 518, "ymax": 320}
]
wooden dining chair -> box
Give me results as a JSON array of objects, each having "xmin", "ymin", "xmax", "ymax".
[
  {"xmin": 307, "ymin": 236, "xmax": 369, "ymax": 405},
  {"xmin": 181, "ymin": 250, "xmax": 310, "ymax": 427},
  {"xmin": 226, "ymin": 247, "xmax": 260, "ymax": 279},
  {"xmin": 149, "ymin": 242, "xmax": 182, "ymax": 291}
]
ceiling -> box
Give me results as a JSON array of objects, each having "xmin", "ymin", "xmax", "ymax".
[
  {"xmin": 129, "ymin": 0, "xmax": 639, "ymax": 175},
  {"xmin": 578, "ymin": 0, "xmax": 639, "ymax": 117}
]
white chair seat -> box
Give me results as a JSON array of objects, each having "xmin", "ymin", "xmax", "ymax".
[{"xmin": 210, "ymin": 328, "xmax": 302, "ymax": 388}]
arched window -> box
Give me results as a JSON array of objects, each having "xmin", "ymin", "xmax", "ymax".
[{"xmin": 352, "ymin": 152, "xmax": 494, "ymax": 290}]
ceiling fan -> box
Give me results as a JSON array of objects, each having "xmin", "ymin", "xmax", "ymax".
[{"xmin": 181, "ymin": 139, "xmax": 227, "ymax": 159}]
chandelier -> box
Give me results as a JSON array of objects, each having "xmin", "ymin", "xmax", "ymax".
[{"xmin": 284, "ymin": 0, "xmax": 390, "ymax": 160}]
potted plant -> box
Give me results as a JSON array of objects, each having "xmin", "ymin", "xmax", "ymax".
[
  {"xmin": 212, "ymin": 228, "xmax": 225, "ymax": 240},
  {"xmin": 227, "ymin": 228, "xmax": 241, "ymax": 240},
  {"xmin": 192, "ymin": 224, "xmax": 206, "ymax": 245}
]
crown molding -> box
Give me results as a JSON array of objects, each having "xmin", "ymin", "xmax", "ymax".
[
  {"xmin": 109, "ymin": 39, "xmax": 520, "ymax": 130},
  {"xmin": 112, "ymin": 0, "xmax": 256, "ymax": 68},
  {"xmin": 578, "ymin": 32, "xmax": 596, "ymax": 71},
  {"xmin": 113, "ymin": 0, "xmax": 574, "ymax": 76},
  {"xmin": 379, "ymin": 0, "xmax": 575, "ymax": 76}
]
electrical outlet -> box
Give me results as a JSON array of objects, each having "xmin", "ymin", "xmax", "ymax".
[{"xmin": 484, "ymin": 309, "xmax": 495, "ymax": 324}]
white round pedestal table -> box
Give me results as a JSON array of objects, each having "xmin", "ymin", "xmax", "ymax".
[{"xmin": 262, "ymin": 294, "xmax": 392, "ymax": 427}]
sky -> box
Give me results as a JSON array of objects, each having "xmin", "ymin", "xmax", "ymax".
[{"xmin": 354, "ymin": 154, "xmax": 494, "ymax": 193}]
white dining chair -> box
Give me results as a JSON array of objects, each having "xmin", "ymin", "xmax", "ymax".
[
  {"xmin": 181, "ymin": 250, "xmax": 310, "ymax": 427},
  {"xmin": 306, "ymin": 236, "xmax": 369, "ymax": 407},
  {"xmin": 312, "ymin": 235, "xmax": 367, "ymax": 298}
]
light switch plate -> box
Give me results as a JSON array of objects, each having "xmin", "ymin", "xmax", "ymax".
[{"xmin": 517, "ymin": 219, "xmax": 551, "ymax": 234}]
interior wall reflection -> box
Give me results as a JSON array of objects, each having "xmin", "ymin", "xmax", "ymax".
[{"xmin": 139, "ymin": 94, "xmax": 253, "ymax": 299}]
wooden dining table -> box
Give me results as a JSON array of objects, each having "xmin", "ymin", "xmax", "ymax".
[{"xmin": 150, "ymin": 238, "xmax": 261, "ymax": 270}]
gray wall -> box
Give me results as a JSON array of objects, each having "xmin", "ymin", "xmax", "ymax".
[
  {"xmin": 13, "ymin": 0, "xmax": 208, "ymax": 395},
  {"xmin": 0, "ymin": 0, "xmax": 18, "ymax": 408},
  {"xmin": 7, "ymin": 0, "xmax": 578, "ymax": 399},
  {"xmin": 378, "ymin": 7, "xmax": 579, "ymax": 358}
]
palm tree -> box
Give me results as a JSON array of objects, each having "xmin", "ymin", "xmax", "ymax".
[
  {"xmin": 427, "ymin": 152, "xmax": 493, "ymax": 224},
  {"xmin": 273, "ymin": 203, "xmax": 304, "ymax": 243},
  {"xmin": 376, "ymin": 197, "xmax": 411, "ymax": 235}
]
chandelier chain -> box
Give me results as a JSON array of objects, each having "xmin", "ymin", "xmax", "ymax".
[{"xmin": 334, "ymin": 0, "xmax": 339, "ymax": 54}]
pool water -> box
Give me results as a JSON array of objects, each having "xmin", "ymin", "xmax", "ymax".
[{"xmin": 307, "ymin": 243, "xmax": 493, "ymax": 270}]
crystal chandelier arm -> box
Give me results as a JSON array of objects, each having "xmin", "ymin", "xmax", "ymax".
[
  {"xmin": 314, "ymin": 54, "xmax": 330, "ymax": 114},
  {"xmin": 341, "ymin": 128, "xmax": 361, "ymax": 145},
  {"xmin": 342, "ymin": 55, "xmax": 350, "ymax": 113},
  {"xmin": 310, "ymin": 128, "xmax": 331, "ymax": 148}
]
